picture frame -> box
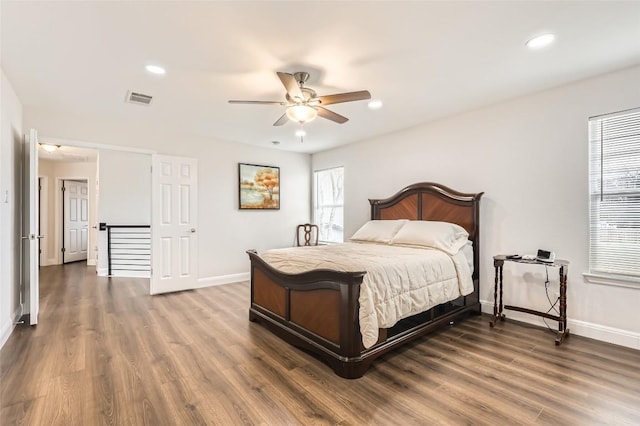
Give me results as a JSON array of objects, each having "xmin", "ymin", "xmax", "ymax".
[{"xmin": 239, "ymin": 163, "xmax": 280, "ymax": 210}]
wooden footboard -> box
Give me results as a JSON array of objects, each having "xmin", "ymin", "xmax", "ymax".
[{"xmin": 247, "ymin": 249, "xmax": 371, "ymax": 378}]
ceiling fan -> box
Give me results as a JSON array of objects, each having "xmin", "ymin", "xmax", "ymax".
[{"xmin": 228, "ymin": 71, "xmax": 371, "ymax": 126}]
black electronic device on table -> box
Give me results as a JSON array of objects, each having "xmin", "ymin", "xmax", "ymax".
[{"xmin": 536, "ymin": 249, "xmax": 555, "ymax": 263}]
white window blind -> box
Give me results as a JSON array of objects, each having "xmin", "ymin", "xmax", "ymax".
[
  {"xmin": 314, "ymin": 167, "xmax": 344, "ymax": 243},
  {"xmin": 589, "ymin": 107, "xmax": 640, "ymax": 278}
]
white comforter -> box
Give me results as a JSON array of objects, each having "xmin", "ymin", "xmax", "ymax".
[{"xmin": 259, "ymin": 242, "xmax": 474, "ymax": 349}]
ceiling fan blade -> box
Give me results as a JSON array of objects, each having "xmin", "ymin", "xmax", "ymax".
[
  {"xmin": 318, "ymin": 90, "xmax": 371, "ymax": 106},
  {"xmin": 277, "ymin": 72, "xmax": 303, "ymax": 101},
  {"xmin": 316, "ymin": 106, "xmax": 349, "ymax": 124},
  {"xmin": 273, "ymin": 113, "xmax": 289, "ymax": 126},
  {"xmin": 228, "ymin": 100, "xmax": 286, "ymax": 105}
]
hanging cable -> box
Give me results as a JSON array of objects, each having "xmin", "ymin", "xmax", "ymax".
[{"xmin": 542, "ymin": 265, "xmax": 560, "ymax": 333}]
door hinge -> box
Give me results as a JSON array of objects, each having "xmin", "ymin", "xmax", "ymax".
[{"xmin": 61, "ymin": 247, "xmax": 66, "ymax": 252}]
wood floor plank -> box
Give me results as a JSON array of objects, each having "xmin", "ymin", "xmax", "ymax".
[
  {"xmin": 0, "ymin": 397, "xmax": 47, "ymax": 426},
  {"xmin": 386, "ymin": 341, "xmax": 544, "ymax": 423},
  {"xmin": 39, "ymin": 371, "xmax": 90, "ymax": 426},
  {"xmin": 158, "ymin": 376, "xmax": 211, "ymax": 425},
  {"xmin": 0, "ymin": 336, "xmax": 51, "ymax": 405},
  {"xmin": 240, "ymin": 353, "xmax": 346, "ymax": 425},
  {"xmin": 419, "ymin": 333, "xmax": 600, "ymax": 424},
  {"xmin": 291, "ymin": 362, "xmax": 406, "ymax": 426},
  {"xmin": 2, "ymin": 263, "xmax": 640, "ymax": 425}
]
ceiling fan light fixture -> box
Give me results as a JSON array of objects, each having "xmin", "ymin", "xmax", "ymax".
[
  {"xmin": 286, "ymin": 105, "xmax": 318, "ymax": 124},
  {"xmin": 368, "ymin": 99, "xmax": 383, "ymax": 110},
  {"xmin": 229, "ymin": 71, "xmax": 369, "ymax": 126}
]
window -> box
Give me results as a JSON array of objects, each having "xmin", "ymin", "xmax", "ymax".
[
  {"xmin": 588, "ymin": 107, "xmax": 640, "ymax": 280},
  {"xmin": 314, "ymin": 166, "xmax": 344, "ymax": 243}
]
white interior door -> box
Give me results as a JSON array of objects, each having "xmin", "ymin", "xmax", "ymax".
[
  {"xmin": 22, "ymin": 129, "xmax": 39, "ymax": 325},
  {"xmin": 151, "ymin": 155, "xmax": 198, "ymax": 295},
  {"xmin": 63, "ymin": 180, "xmax": 88, "ymax": 263}
]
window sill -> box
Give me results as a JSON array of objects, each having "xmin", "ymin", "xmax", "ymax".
[{"xmin": 583, "ymin": 272, "xmax": 640, "ymax": 289}]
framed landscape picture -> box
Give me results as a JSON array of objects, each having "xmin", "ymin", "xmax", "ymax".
[{"xmin": 239, "ymin": 163, "xmax": 280, "ymax": 210}]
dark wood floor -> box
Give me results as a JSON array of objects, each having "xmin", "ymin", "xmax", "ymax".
[{"xmin": 1, "ymin": 263, "xmax": 639, "ymax": 425}]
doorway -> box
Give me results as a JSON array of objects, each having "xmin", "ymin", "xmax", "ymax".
[
  {"xmin": 62, "ymin": 179, "xmax": 89, "ymax": 263},
  {"xmin": 35, "ymin": 138, "xmax": 199, "ymax": 292},
  {"xmin": 37, "ymin": 146, "xmax": 97, "ymax": 268}
]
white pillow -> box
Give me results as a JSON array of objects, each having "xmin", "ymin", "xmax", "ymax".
[
  {"xmin": 349, "ymin": 220, "xmax": 408, "ymax": 244},
  {"xmin": 390, "ymin": 220, "xmax": 469, "ymax": 255}
]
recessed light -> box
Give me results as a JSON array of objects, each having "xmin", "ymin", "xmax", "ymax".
[
  {"xmin": 295, "ymin": 129, "xmax": 306, "ymax": 137},
  {"xmin": 368, "ymin": 99, "xmax": 383, "ymax": 110},
  {"xmin": 40, "ymin": 143, "xmax": 60, "ymax": 152},
  {"xmin": 526, "ymin": 33, "xmax": 555, "ymax": 50},
  {"xmin": 145, "ymin": 64, "xmax": 166, "ymax": 75}
]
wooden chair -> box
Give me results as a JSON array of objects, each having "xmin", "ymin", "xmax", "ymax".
[{"xmin": 296, "ymin": 223, "xmax": 319, "ymax": 246}]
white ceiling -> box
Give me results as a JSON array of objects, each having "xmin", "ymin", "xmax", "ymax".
[
  {"xmin": 37, "ymin": 144, "xmax": 97, "ymax": 163},
  {"xmin": 2, "ymin": 1, "xmax": 640, "ymax": 154}
]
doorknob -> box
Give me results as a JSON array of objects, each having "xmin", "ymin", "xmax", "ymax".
[{"xmin": 189, "ymin": 228, "xmax": 196, "ymax": 233}]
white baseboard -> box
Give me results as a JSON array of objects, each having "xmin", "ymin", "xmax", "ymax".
[
  {"xmin": 567, "ymin": 319, "xmax": 640, "ymax": 350},
  {"xmin": 0, "ymin": 304, "xmax": 24, "ymax": 350},
  {"xmin": 480, "ymin": 300, "xmax": 640, "ymax": 350},
  {"xmin": 97, "ymin": 267, "xmax": 108, "ymax": 276},
  {"xmin": 42, "ymin": 257, "xmax": 59, "ymax": 266},
  {"xmin": 43, "ymin": 257, "xmax": 96, "ymax": 267},
  {"xmin": 110, "ymin": 270, "xmax": 150, "ymax": 278},
  {"xmin": 197, "ymin": 272, "xmax": 250, "ymax": 288}
]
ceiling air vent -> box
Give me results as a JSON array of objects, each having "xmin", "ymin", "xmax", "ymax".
[{"xmin": 126, "ymin": 91, "xmax": 153, "ymax": 105}]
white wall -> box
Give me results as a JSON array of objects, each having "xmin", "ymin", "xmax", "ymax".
[
  {"xmin": 0, "ymin": 69, "xmax": 24, "ymax": 348},
  {"xmin": 24, "ymin": 109, "xmax": 311, "ymax": 282},
  {"xmin": 38, "ymin": 159, "xmax": 98, "ymax": 266},
  {"xmin": 96, "ymin": 150, "xmax": 151, "ymax": 275},
  {"xmin": 98, "ymin": 150, "xmax": 150, "ymax": 224},
  {"xmin": 196, "ymin": 143, "xmax": 310, "ymax": 279},
  {"xmin": 313, "ymin": 65, "xmax": 640, "ymax": 349}
]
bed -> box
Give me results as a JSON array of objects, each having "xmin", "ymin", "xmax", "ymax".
[{"xmin": 247, "ymin": 182, "xmax": 483, "ymax": 379}]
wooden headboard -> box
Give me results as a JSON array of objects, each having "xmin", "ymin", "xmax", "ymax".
[{"xmin": 369, "ymin": 182, "xmax": 484, "ymax": 281}]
